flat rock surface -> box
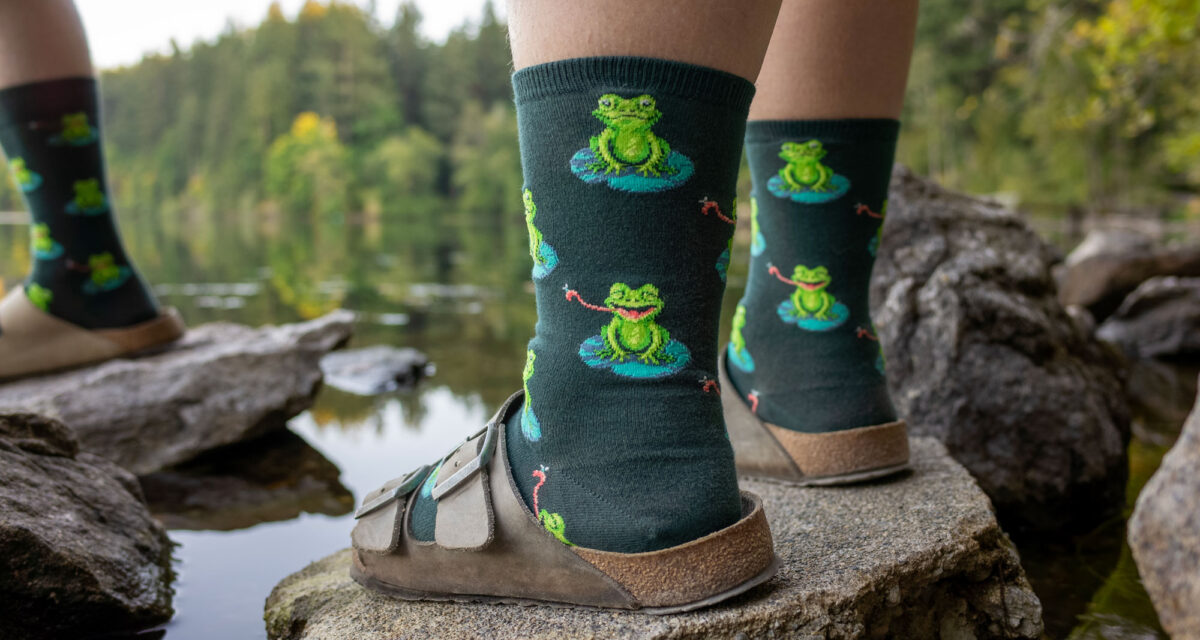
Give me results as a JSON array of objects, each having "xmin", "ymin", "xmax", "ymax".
[
  {"xmin": 320, "ymin": 345, "xmax": 431, "ymax": 395},
  {"xmin": 0, "ymin": 311, "xmax": 353, "ymax": 475},
  {"xmin": 1129, "ymin": 373, "xmax": 1200, "ymax": 640},
  {"xmin": 0, "ymin": 413, "xmax": 174, "ymax": 639},
  {"xmin": 264, "ymin": 438, "xmax": 1042, "ymax": 640},
  {"xmin": 871, "ymin": 168, "xmax": 1130, "ymax": 534},
  {"xmin": 1097, "ymin": 276, "xmax": 1200, "ymax": 359}
]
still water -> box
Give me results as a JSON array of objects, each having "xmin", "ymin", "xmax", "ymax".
[{"xmin": 0, "ymin": 207, "xmax": 1188, "ymax": 639}]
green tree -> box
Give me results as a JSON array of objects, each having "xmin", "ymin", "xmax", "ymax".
[{"xmin": 265, "ymin": 112, "xmax": 351, "ymax": 217}]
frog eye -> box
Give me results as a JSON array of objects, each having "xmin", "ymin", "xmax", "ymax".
[
  {"xmin": 808, "ymin": 140, "xmax": 820, "ymax": 149},
  {"xmin": 600, "ymin": 98, "xmax": 611, "ymax": 107},
  {"xmin": 640, "ymin": 98, "xmax": 652, "ymax": 107}
]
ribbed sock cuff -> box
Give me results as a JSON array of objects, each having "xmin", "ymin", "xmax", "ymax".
[
  {"xmin": 745, "ymin": 119, "xmax": 900, "ymax": 145},
  {"xmin": 513, "ymin": 56, "xmax": 756, "ymax": 113},
  {"xmin": 0, "ymin": 76, "xmax": 98, "ymax": 128}
]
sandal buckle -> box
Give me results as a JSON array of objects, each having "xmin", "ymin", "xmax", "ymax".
[
  {"xmin": 354, "ymin": 463, "xmax": 431, "ymax": 519},
  {"xmin": 431, "ymin": 420, "xmax": 499, "ymax": 501}
]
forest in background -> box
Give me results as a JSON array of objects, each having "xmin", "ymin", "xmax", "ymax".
[{"xmin": 1, "ymin": 0, "xmax": 1198, "ymax": 225}]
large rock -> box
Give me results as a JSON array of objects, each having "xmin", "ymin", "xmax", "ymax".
[
  {"xmin": 1097, "ymin": 276, "xmax": 1200, "ymax": 359},
  {"xmin": 139, "ymin": 428, "xmax": 354, "ymax": 531},
  {"xmin": 871, "ymin": 168, "xmax": 1130, "ymax": 534},
  {"xmin": 264, "ymin": 438, "xmax": 1043, "ymax": 640},
  {"xmin": 1058, "ymin": 232, "xmax": 1200, "ymax": 321},
  {"xmin": 320, "ymin": 345, "xmax": 432, "ymax": 396},
  {"xmin": 1128, "ymin": 376, "xmax": 1200, "ymax": 639},
  {"xmin": 0, "ymin": 311, "xmax": 353, "ymax": 475},
  {"xmin": 0, "ymin": 413, "xmax": 174, "ymax": 639}
]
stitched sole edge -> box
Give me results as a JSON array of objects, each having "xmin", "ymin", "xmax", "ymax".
[
  {"xmin": 740, "ymin": 461, "xmax": 912, "ymax": 488},
  {"xmin": 349, "ymin": 554, "xmax": 780, "ymax": 616}
]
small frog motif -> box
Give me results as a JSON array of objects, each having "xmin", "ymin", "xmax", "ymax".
[
  {"xmin": 596, "ymin": 283, "xmax": 672, "ymax": 364},
  {"xmin": 730, "ymin": 304, "xmax": 748, "ymax": 356},
  {"xmin": 10, "ymin": 158, "xmax": 34, "ymax": 186},
  {"xmin": 778, "ymin": 140, "xmax": 835, "ymax": 192},
  {"xmin": 61, "ymin": 112, "xmax": 94, "ymax": 143},
  {"xmin": 588, "ymin": 94, "xmax": 673, "ymax": 177},
  {"xmin": 89, "ymin": 252, "xmax": 121, "ymax": 287},
  {"xmin": 27, "ymin": 283, "xmax": 53, "ymax": 312},
  {"xmin": 770, "ymin": 264, "xmax": 838, "ymax": 321},
  {"xmin": 523, "ymin": 189, "xmax": 544, "ymax": 265},
  {"xmin": 31, "ymin": 224, "xmax": 54, "ymax": 254},
  {"xmin": 73, "ymin": 179, "xmax": 106, "ymax": 211}
]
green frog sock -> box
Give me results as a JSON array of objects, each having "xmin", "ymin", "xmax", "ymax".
[
  {"xmin": 726, "ymin": 120, "xmax": 900, "ymax": 433},
  {"xmin": 0, "ymin": 77, "xmax": 158, "ymax": 330},
  {"xmin": 411, "ymin": 57, "xmax": 751, "ymax": 552}
]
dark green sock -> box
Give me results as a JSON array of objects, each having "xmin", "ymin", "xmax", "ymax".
[
  {"xmin": 0, "ymin": 77, "xmax": 157, "ymax": 329},
  {"xmin": 726, "ymin": 120, "xmax": 899, "ymax": 433},
  {"xmin": 412, "ymin": 57, "xmax": 751, "ymax": 552}
]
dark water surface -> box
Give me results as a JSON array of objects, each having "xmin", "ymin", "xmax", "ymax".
[{"xmin": 0, "ymin": 209, "xmax": 1187, "ymax": 639}]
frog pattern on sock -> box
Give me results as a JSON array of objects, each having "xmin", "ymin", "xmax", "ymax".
[
  {"xmin": 31, "ymin": 223, "xmax": 63, "ymax": 260},
  {"xmin": 521, "ymin": 348, "xmax": 542, "ymax": 441},
  {"xmin": 524, "ymin": 189, "xmax": 558, "ymax": 279},
  {"xmin": 26, "ymin": 283, "xmax": 53, "ymax": 312},
  {"xmin": 566, "ymin": 282, "xmax": 692, "ymax": 379},
  {"xmin": 750, "ymin": 195, "xmax": 765, "ymax": 256},
  {"xmin": 570, "ymin": 94, "xmax": 693, "ymax": 192},
  {"xmin": 768, "ymin": 263, "xmax": 850, "ymax": 331},
  {"xmin": 727, "ymin": 303, "xmax": 755, "ymax": 372},
  {"xmin": 49, "ymin": 112, "xmax": 99, "ymax": 146},
  {"xmin": 767, "ymin": 140, "xmax": 851, "ymax": 203},
  {"xmin": 82, "ymin": 252, "xmax": 132, "ymax": 294},
  {"xmin": 9, "ymin": 157, "xmax": 42, "ymax": 192},
  {"xmin": 65, "ymin": 178, "xmax": 109, "ymax": 215},
  {"xmin": 531, "ymin": 467, "xmax": 572, "ymax": 546}
]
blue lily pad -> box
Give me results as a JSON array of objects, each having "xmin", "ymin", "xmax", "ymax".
[
  {"xmin": 49, "ymin": 128, "xmax": 99, "ymax": 146},
  {"xmin": 82, "ymin": 266, "xmax": 132, "ymax": 295},
  {"xmin": 727, "ymin": 343, "xmax": 755, "ymax": 373},
  {"xmin": 868, "ymin": 235, "xmax": 879, "ymax": 257},
  {"xmin": 65, "ymin": 201, "xmax": 110, "ymax": 216},
  {"xmin": 751, "ymin": 231, "xmax": 766, "ymax": 257},
  {"xmin": 33, "ymin": 242, "xmax": 64, "ymax": 261},
  {"xmin": 531, "ymin": 241, "xmax": 559, "ymax": 280},
  {"xmin": 521, "ymin": 406, "xmax": 542, "ymax": 441},
  {"xmin": 715, "ymin": 247, "xmax": 731, "ymax": 282},
  {"xmin": 570, "ymin": 148, "xmax": 694, "ymax": 193},
  {"xmin": 18, "ymin": 172, "xmax": 42, "ymax": 193},
  {"xmin": 776, "ymin": 298, "xmax": 850, "ymax": 332},
  {"xmin": 578, "ymin": 334, "xmax": 691, "ymax": 379},
  {"xmin": 767, "ymin": 173, "xmax": 851, "ymax": 204},
  {"xmin": 875, "ymin": 351, "xmax": 885, "ymax": 375}
]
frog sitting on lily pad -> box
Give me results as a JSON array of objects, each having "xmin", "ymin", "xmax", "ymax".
[
  {"xmin": 82, "ymin": 252, "xmax": 132, "ymax": 294},
  {"xmin": 31, "ymin": 224, "xmax": 63, "ymax": 260},
  {"xmin": 767, "ymin": 140, "xmax": 851, "ymax": 204},
  {"xmin": 570, "ymin": 94, "xmax": 693, "ymax": 193},
  {"xmin": 65, "ymin": 178, "xmax": 109, "ymax": 215},
  {"xmin": 49, "ymin": 112, "xmax": 99, "ymax": 146},
  {"xmin": 10, "ymin": 158, "xmax": 42, "ymax": 192}
]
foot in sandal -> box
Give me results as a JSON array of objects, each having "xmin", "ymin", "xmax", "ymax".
[
  {"xmin": 351, "ymin": 57, "xmax": 778, "ymax": 611},
  {"xmin": 0, "ymin": 78, "xmax": 184, "ymax": 381},
  {"xmin": 722, "ymin": 121, "xmax": 910, "ymax": 485}
]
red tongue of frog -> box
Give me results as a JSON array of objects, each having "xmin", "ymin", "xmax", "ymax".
[
  {"xmin": 797, "ymin": 281, "xmax": 824, "ymax": 291},
  {"xmin": 616, "ymin": 307, "xmax": 655, "ymax": 321}
]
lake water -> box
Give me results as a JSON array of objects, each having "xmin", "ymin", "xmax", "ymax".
[{"xmin": 0, "ymin": 208, "xmax": 1189, "ymax": 639}]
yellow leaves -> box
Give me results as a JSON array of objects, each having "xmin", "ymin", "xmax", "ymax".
[
  {"xmin": 299, "ymin": 1, "xmax": 327, "ymax": 21},
  {"xmin": 289, "ymin": 112, "xmax": 338, "ymax": 141}
]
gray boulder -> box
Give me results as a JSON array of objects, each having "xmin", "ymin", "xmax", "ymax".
[
  {"xmin": 264, "ymin": 438, "xmax": 1042, "ymax": 640},
  {"xmin": 1097, "ymin": 276, "xmax": 1200, "ymax": 359},
  {"xmin": 0, "ymin": 311, "xmax": 353, "ymax": 475},
  {"xmin": 1058, "ymin": 235, "xmax": 1200, "ymax": 321},
  {"xmin": 320, "ymin": 345, "xmax": 432, "ymax": 395},
  {"xmin": 871, "ymin": 168, "xmax": 1130, "ymax": 534},
  {"xmin": 1129, "ymin": 375, "xmax": 1200, "ymax": 640},
  {"xmin": 0, "ymin": 413, "xmax": 174, "ymax": 639},
  {"xmin": 1063, "ymin": 228, "xmax": 1155, "ymax": 267}
]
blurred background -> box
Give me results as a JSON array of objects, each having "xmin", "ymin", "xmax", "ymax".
[{"xmin": 0, "ymin": 1, "xmax": 1197, "ymax": 638}]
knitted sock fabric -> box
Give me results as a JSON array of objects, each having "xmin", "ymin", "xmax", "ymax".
[
  {"xmin": 726, "ymin": 120, "xmax": 899, "ymax": 433},
  {"xmin": 0, "ymin": 77, "xmax": 157, "ymax": 329},
  {"xmin": 412, "ymin": 57, "xmax": 752, "ymax": 553}
]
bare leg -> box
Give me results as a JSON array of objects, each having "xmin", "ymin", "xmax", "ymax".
[
  {"xmin": 508, "ymin": 0, "xmax": 782, "ymax": 80},
  {"xmin": 750, "ymin": 0, "xmax": 918, "ymax": 119},
  {"xmin": 0, "ymin": 0, "xmax": 93, "ymax": 88}
]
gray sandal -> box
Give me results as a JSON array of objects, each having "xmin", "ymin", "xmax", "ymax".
[{"xmin": 350, "ymin": 390, "xmax": 779, "ymax": 614}]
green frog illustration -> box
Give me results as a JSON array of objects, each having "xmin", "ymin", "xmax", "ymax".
[
  {"xmin": 523, "ymin": 349, "xmax": 536, "ymax": 416},
  {"xmin": 779, "ymin": 140, "xmax": 835, "ymax": 192},
  {"xmin": 588, "ymin": 94, "xmax": 673, "ymax": 177},
  {"xmin": 730, "ymin": 304, "xmax": 748, "ymax": 356},
  {"xmin": 27, "ymin": 283, "xmax": 53, "ymax": 312},
  {"xmin": 539, "ymin": 510, "xmax": 572, "ymax": 546},
  {"xmin": 10, "ymin": 158, "xmax": 34, "ymax": 186},
  {"xmin": 523, "ymin": 189, "xmax": 544, "ymax": 264},
  {"xmin": 61, "ymin": 112, "xmax": 93, "ymax": 143},
  {"xmin": 89, "ymin": 252, "xmax": 121, "ymax": 287},
  {"xmin": 771, "ymin": 264, "xmax": 837, "ymax": 320},
  {"xmin": 31, "ymin": 224, "xmax": 53, "ymax": 253},
  {"xmin": 73, "ymin": 179, "xmax": 106, "ymax": 210},
  {"xmin": 597, "ymin": 283, "xmax": 672, "ymax": 364}
]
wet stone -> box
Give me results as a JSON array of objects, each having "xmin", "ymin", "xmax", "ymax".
[
  {"xmin": 320, "ymin": 344, "xmax": 432, "ymax": 396},
  {"xmin": 263, "ymin": 438, "xmax": 1043, "ymax": 640},
  {"xmin": 0, "ymin": 311, "xmax": 353, "ymax": 475}
]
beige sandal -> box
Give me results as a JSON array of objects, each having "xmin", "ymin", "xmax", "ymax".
[
  {"xmin": 0, "ymin": 287, "xmax": 185, "ymax": 381},
  {"xmin": 719, "ymin": 352, "xmax": 910, "ymax": 485},
  {"xmin": 350, "ymin": 390, "xmax": 779, "ymax": 614}
]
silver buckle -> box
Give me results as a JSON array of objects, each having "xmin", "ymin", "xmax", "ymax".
[
  {"xmin": 431, "ymin": 420, "xmax": 499, "ymax": 501},
  {"xmin": 354, "ymin": 463, "xmax": 431, "ymax": 519}
]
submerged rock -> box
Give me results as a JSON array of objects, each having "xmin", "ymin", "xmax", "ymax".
[
  {"xmin": 320, "ymin": 345, "xmax": 432, "ymax": 396},
  {"xmin": 0, "ymin": 413, "xmax": 174, "ymax": 639},
  {"xmin": 140, "ymin": 428, "xmax": 354, "ymax": 531},
  {"xmin": 1097, "ymin": 276, "xmax": 1200, "ymax": 359},
  {"xmin": 871, "ymin": 168, "xmax": 1130, "ymax": 534},
  {"xmin": 263, "ymin": 438, "xmax": 1042, "ymax": 640},
  {"xmin": 0, "ymin": 311, "xmax": 353, "ymax": 475},
  {"xmin": 1129, "ymin": 374, "xmax": 1200, "ymax": 639},
  {"xmin": 1058, "ymin": 234, "xmax": 1200, "ymax": 321}
]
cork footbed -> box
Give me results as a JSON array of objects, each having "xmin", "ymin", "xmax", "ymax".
[
  {"xmin": 719, "ymin": 350, "xmax": 910, "ymax": 485},
  {"xmin": 0, "ymin": 287, "xmax": 185, "ymax": 381}
]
